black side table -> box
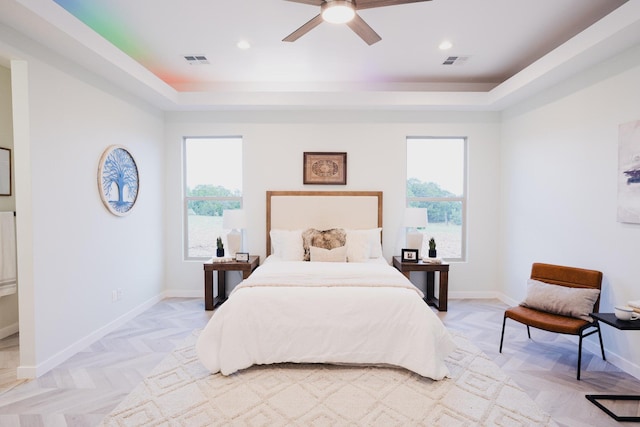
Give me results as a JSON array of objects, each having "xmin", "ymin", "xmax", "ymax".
[{"xmin": 585, "ymin": 312, "xmax": 640, "ymax": 422}]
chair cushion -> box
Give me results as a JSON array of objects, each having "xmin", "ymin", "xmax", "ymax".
[
  {"xmin": 520, "ymin": 279, "xmax": 600, "ymax": 322},
  {"xmin": 505, "ymin": 306, "xmax": 591, "ymax": 335}
]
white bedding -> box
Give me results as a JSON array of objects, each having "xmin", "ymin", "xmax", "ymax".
[{"xmin": 196, "ymin": 260, "xmax": 456, "ymax": 379}]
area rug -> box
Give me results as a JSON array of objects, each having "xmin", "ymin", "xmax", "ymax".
[{"xmin": 99, "ymin": 330, "xmax": 557, "ymax": 426}]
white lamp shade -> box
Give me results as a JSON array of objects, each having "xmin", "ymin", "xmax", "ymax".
[
  {"xmin": 222, "ymin": 209, "xmax": 246, "ymax": 230},
  {"xmin": 404, "ymin": 208, "xmax": 427, "ymax": 228}
]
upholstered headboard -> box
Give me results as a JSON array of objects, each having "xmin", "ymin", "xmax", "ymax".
[{"xmin": 266, "ymin": 191, "xmax": 383, "ymax": 256}]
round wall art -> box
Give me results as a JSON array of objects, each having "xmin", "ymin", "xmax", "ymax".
[{"xmin": 97, "ymin": 145, "xmax": 139, "ymax": 216}]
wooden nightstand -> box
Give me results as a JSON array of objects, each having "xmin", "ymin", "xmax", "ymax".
[
  {"xmin": 392, "ymin": 256, "xmax": 449, "ymax": 311},
  {"xmin": 203, "ymin": 256, "xmax": 259, "ymax": 310}
]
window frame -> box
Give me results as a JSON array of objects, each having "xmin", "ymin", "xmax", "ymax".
[
  {"xmin": 183, "ymin": 136, "xmax": 243, "ymax": 261},
  {"xmin": 406, "ymin": 136, "xmax": 468, "ymax": 262}
]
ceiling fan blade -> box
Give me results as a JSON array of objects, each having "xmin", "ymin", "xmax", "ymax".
[
  {"xmin": 346, "ymin": 13, "xmax": 382, "ymax": 45},
  {"xmin": 283, "ymin": 14, "xmax": 324, "ymax": 42},
  {"xmin": 355, "ymin": 0, "xmax": 431, "ymax": 10},
  {"xmin": 283, "ymin": 0, "xmax": 324, "ymax": 5}
]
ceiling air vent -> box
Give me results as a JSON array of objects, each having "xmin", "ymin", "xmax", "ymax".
[
  {"xmin": 184, "ymin": 55, "xmax": 209, "ymax": 65},
  {"xmin": 442, "ymin": 56, "xmax": 469, "ymax": 66}
]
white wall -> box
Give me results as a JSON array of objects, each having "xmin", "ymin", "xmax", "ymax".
[
  {"xmin": 164, "ymin": 111, "xmax": 502, "ymax": 299},
  {"xmin": 0, "ymin": 27, "xmax": 166, "ymax": 376},
  {"xmin": 500, "ymin": 45, "xmax": 640, "ymax": 377},
  {"xmin": 0, "ymin": 63, "xmax": 17, "ymax": 338}
]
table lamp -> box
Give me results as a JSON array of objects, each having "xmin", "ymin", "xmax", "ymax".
[
  {"xmin": 222, "ymin": 209, "xmax": 246, "ymax": 257},
  {"xmin": 404, "ymin": 208, "xmax": 427, "ymax": 258}
]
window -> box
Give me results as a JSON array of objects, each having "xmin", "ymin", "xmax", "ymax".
[
  {"xmin": 184, "ymin": 137, "xmax": 242, "ymax": 259},
  {"xmin": 407, "ymin": 137, "xmax": 467, "ymax": 261}
]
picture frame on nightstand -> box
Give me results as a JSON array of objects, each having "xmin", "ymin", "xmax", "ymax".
[
  {"xmin": 235, "ymin": 252, "xmax": 250, "ymax": 262},
  {"xmin": 401, "ymin": 249, "xmax": 419, "ymax": 262}
]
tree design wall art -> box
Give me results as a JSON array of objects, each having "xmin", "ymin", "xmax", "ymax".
[{"xmin": 98, "ymin": 145, "xmax": 139, "ymax": 216}]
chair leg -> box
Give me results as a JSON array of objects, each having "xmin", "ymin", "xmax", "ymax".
[
  {"xmin": 526, "ymin": 325, "xmax": 531, "ymax": 339},
  {"xmin": 499, "ymin": 315, "xmax": 507, "ymax": 353},
  {"xmin": 577, "ymin": 334, "xmax": 583, "ymax": 380}
]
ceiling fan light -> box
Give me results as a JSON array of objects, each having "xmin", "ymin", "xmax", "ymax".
[{"xmin": 321, "ymin": 1, "xmax": 355, "ymax": 24}]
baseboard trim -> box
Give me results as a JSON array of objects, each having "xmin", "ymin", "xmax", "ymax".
[
  {"xmin": 583, "ymin": 336, "xmax": 640, "ymax": 381},
  {"xmin": 163, "ymin": 289, "xmax": 202, "ymax": 298},
  {"xmin": 17, "ymin": 294, "xmax": 163, "ymax": 379},
  {"xmin": 494, "ymin": 292, "xmax": 519, "ymax": 307},
  {"xmin": 0, "ymin": 322, "xmax": 18, "ymax": 340},
  {"xmin": 449, "ymin": 291, "xmax": 500, "ymax": 300}
]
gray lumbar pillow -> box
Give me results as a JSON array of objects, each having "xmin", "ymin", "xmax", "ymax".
[{"xmin": 520, "ymin": 279, "xmax": 600, "ymax": 322}]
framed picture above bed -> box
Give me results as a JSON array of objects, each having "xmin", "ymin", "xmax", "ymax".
[
  {"xmin": 303, "ymin": 152, "xmax": 347, "ymax": 185},
  {"xmin": 401, "ymin": 249, "xmax": 419, "ymax": 262}
]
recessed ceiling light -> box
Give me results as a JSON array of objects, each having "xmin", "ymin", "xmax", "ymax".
[
  {"xmin": 237, "ymin": 40, "xmax": 251, "ymax": 50},
  {"xmin": 439, "ymin": 40, "xmax": 453, "ymax": 50}
]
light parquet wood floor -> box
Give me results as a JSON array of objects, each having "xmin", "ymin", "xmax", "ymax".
[{"xmin": 0, "ymin": 297, "xmax": 638, "ymax": 426}]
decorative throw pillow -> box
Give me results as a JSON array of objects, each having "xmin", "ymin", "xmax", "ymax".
[
  {"xmin": 270, "ymin": 229, "xmax": 304, "ymax": 261},
  {"xmin": 310, "ymin": 245, "xmax": 347, "ymax": 262},
  {"xmin": 520, "ymin": 279, "xmax": 600, "ymax": 322},
  {"xmin": 302, "ymin": 228, "xmax": 347, "ymax": 261}
]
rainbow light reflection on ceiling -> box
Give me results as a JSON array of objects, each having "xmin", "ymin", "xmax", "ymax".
[{"xmin": 53, "ymin": 0, "xmax": 144, "ymax": 66}]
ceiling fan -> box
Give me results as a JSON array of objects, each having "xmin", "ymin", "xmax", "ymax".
[{"xmin": 283, "ymin": 0, "xmax": 432, "ymax": 46}]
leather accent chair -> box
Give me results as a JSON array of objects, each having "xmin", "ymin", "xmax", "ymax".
[{"xmin": 499, "ymin": 263, "xmax": 605, "ymax": 380}]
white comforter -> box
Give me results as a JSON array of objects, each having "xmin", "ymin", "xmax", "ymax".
[{"xmin": 196, "ymin": 260, "xmax": 456, "ymax": 379}]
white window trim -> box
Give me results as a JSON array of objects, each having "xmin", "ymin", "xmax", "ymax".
[
  {"xmin": 183, "ymin": 136, "xmax": 243, "ymax": 261},
  {"xmin": 406, "ymin": 136, "xmax": 468, "ymax": 262}
]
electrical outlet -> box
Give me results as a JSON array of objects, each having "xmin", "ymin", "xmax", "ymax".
[
  {"xmin": 112, "ymin": 290, "xmax": 118, "ymax": 302},
  {"xmin": 117, "ymin": 288, "xmax": 123, "ymax": 300}
]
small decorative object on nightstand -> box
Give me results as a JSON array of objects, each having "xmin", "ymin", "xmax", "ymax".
[
  {"xmin": 235, "ymin": 252, "xmax": 249, "ymax": 262},
  {"xmin": 401, "ymin": 249, "xmax": 419, "ymax": 262},
  {"xmin": 428, "ymin": 237, "xmax": 437, "ymax": 258},
  {"xmin": 216, "ymin": 236, "xmax": 225, "ymax": 258}
]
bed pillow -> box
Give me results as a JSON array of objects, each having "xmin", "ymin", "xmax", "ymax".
[
  {"xmin": 270, "ymin": 229, "xmax": 304, "ymax": 261},
  {"xmin": 302, "ymin": 228, "xmax": 347, "ymax": 261},
  {"xmin": 345, "ymin": 230, "xmax": 372, "ymax": 262},
  {"xmin": 520, "ymin": 279, "xmax": 600, "ymax": 322},
  {"xmin": 310, "ymin": 245, "xmax": 347, "ymax": 262},
  {"xmin": 364, "ymin": 228, "xmax": 383, "ymax": 258},
  {"xmin": 345, "ymin": 228, "xmax": 382, "ymax": 258}
]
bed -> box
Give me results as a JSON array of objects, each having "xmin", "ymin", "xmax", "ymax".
[{"xmin": 196, "ymin": 191, "xmax": 455, "ymax": 379}]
